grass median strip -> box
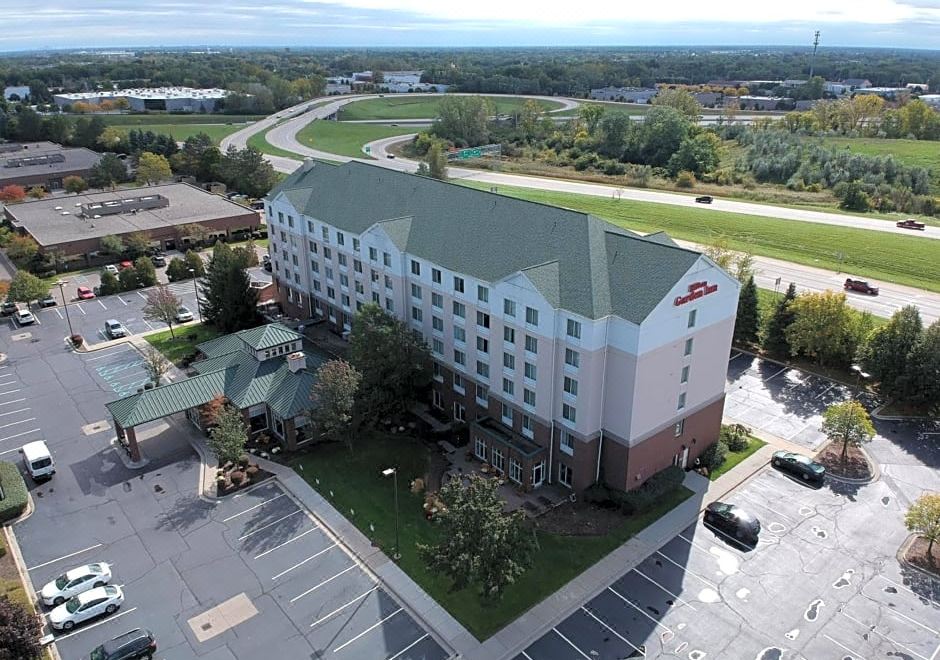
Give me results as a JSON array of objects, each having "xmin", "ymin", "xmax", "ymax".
[
  {"xmin": 296, "ymin": 121, "xmax": 417, "ymax": 158},
  {"xmin": 709, "ymin": 436, "xmax": 767, "ymax": 481}
]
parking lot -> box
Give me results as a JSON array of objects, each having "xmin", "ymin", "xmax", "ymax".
[
  {"xmin": 85, "ymin": 343, "xmax": 154, "ymax": 398},
  {"xmin": 0, "ymin": 359, "xmax": 42, "ymax": 462}
]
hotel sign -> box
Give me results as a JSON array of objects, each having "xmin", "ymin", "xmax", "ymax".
[{"xmin": 674, "ymin": 281, "xmax": 718, "ymax": 306}]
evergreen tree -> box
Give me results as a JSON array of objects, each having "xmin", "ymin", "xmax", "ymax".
[
  {"xmin": 898, "ymin": 320, "xmax": 940, "ymax": 411},
  {"xmin": 201, "ymin": 242, "xmax": 259, "ymax": 332},
  {"xmin": 857, "ymin": 305, "xmax": 922, "ymax": 398},
  {"xmin": 762, "ymin": 282, "xmax": 797, "ymax": 357},
  {"xmin": 733, "ymin": 275, "xmax": 760, "ymax": 346}
]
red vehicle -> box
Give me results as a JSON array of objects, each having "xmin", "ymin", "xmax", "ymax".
[
  {"xmin": 844, "ymin": 278, "xmax": 879, "ymax": 296},
  {"xmin": 119, "ymin": 260, "xmax": 134, "ymax": 270},
  {"xmin": 896, "ymin": 219, "xmax": 926, "ymax": 231},
  {"xmin": 76, "ymin": 286, "xmax": 95, "ymax": 300}
]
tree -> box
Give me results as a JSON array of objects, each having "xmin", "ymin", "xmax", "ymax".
[
  {"xmin": 415, "ymin": 161, "xmax": 430, "ymax": 177},
  {"xmin": 310, "ymin": 359, "xmax": 362, "ymax": 450},
  {"xmin": 88, "ymin": 153, "xmax": 127, "ymax": 189},
  {"xmin": 652, "ymin": 89, "xmax": 702, "ymax": 120},
  {"xmin": 171, "ymin": 132, "xmax": 221, "ymax": 181},
  {"xmin": 785, "ymin": 291, "xmax": 873, "ymax": 367},
  {"xmin": 762, "ymin": 283, "xmax": 797, "ymax": 357},
  {"xmin": 7, "ymin": 271, "xmax": 48, "ymax": 306},
  {"xmin": 165, "ymin": 258, "xmax": 190, "ymax": 282},
  {"xmin": 63, "ymin": 175, "xmax": 87, "ymax": 194},
  {"xmin": 431, "ymin": 95, "xmax": 493, "ymax": 146},
  {"xmin": 836, "ymin": 181, "xmax": 871, "ymax": 212},
  {"xmin": 857, "ymin": 305, "xmax": 923, "ymax": 398},
  {"xmin": 0, "ymin": 595, "xmax": 42, "ymax": 660},
  {"xmin": 426, "ymin": 141, "xmax": 448, "ymax": 180},
  {"xmin": 349, "ymin": 304, "xmax": 432, "ymax": 422},
  {"xmin": 597, "ymin": 112, "xmax": 631, "ymax": 158},
  {"xmin": 200, "ymin": 393, "xmax": 227, "ymax": 429},
  {"xmin": 118, "ymin": 267, "xmax": 140, "ymax": 292},
  {"xmin": 667, "ymin": 132, "xmax": 721, "ymax": 176},
  {"xmin": 898, "ymin": 320, "xmax": 940, "ymax": 411},
  {"xmin": 27, "ymin": 186, "xmax": 46, "ymax": 199},
  {"xmin": 124, "ymin": 231, "xmax": 152, "ymax": 258},
  {"xmin": 184, "ymin": 250, "xmax": 206, "ymax": 276},
  {"xmin": 142, "ymin": 345, "xmax": 171, "ymax": 387},
  {"xmin": 822, "ymin": 400, "xmax": 875, "ymax": 461},
  {"xmin": 98, "ymin": 270, "xmax": 120, "ymax": 296},
  {"xmin": 100, "ymin": 234, "xmax": 124, "ymax": 256},
  {"xmin": 734, "ymin": 276, "xmax": 760, "ymax": 346},
  {"xmin": 418, "ymin": 474, "xmax": 536, "ymax": 597},
  {"xmin": 0, "ymin": 185, "xmax": 26, "ymax": 203},
  {"xmin": 143, "ymin": 285, "xmax": 183, "ymax": 338},
  {"xmin": 133, "ymin": 256, "xmax": 158, "ymax": 287},
  {"xmin": 201, "ymin": 242, "xmax": 259, "ymax": 333},
  {"xmin": 96, "ymin": 126, "xmax": 127, "ymax": 151},
  {"xmin": 136, "ymin": 151, "xmax": 172, "ymax": 186},
  {"xmin": 905, "ymin": 493, "xmax": 940, "ymax": 561},
  {"xmin": 703, "ymin": 236, "xmax": 735, "ymax": 271},
  {"xmin": 578, "ymin": 103, "xmax": 605, "ymax": 136},
  {"xmin": 214, "ymin": 145, "xmax": 278, "ymax": 198},
  {"xmin": 208, "ymin": 403, "xmax": 248, "ymax": 465},
  {"xmin": 5, "ymin": 235, "xmax": 38, "ymax": 268},
  {"xmin": 177, "ymin": 223, "xmax": 211, "ymax": 249},
  {"xmin": 72, "ymin": 115, "xmax": 106, "ymax": 148}
]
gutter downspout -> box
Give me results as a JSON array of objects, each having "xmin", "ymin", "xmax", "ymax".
[
  {"xmin": 547, "ymin": 317, "xmax": 558, "ymax": 484},
  {"xmin": 595, "ymin": 315, "xmax": 612, "ymax": 484}
]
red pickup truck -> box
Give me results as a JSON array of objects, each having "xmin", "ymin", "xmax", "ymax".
[
  {"xmin": 896, "ymin": 219, "xmax": 926, "ymax": 230},
  {"xmin": 844, "ymin": 278, "xmax": 879, "ymax": 295}
]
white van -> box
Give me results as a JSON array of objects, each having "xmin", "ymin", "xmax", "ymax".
[{"xmin": 22, "ymin": 440, "xmax": 55, "ymax": 481}]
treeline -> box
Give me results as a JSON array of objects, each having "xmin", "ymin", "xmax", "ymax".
[{"xmin": 780, "ymin": 97, "xmax": 940, "ymax": 141}]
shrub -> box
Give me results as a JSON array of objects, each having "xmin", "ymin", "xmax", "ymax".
[
  {"xmin": 245, "ymin": 465, "xmax": 260, "ymax": 481},
  {"xmin": 583, "ymin": 483, "xmax": 616, "ymax": 508},
  {"xmin": 0, "ymin": 461, "xmax": 28, "ymax": 523},
  {"xmin": 675, "ymin": 170, "xmax": 696, "ymax": 188},
  {"xmin": 720, "ymin": 423, "xmax": 751, "ymax": 452},
  {"xmin": 238, "ymin": 454, "xmax": 250, "ymax": 468},
  {"xmin": 230, "ymin": 470, "xmax": 246, "ymax": 487},
  {"xmin": 700, "ymin": 441, "xmax": 728, "ymax": 472},
  {"xmin": 70, "ymin": 334, "xmax": 84, "ymax": 347}
]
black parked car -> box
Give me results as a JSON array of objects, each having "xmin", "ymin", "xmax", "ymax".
[
  {"xmin": 150, "ymin": 254, "xmax": 167, "ymax": 267},
  {"xmin": 39, "ymin": 295, "xmax": 57, "ymax": 308},
  {"xmin": 1, "ymin": 301, "xmax": 18, "ymax": 316},
  {"xmin": 703, "ymin": 502, "xmax": 761, "ymax": 546},
  {"xmin": 772, "ymin": 450, "xmax": 826, "ymax": 483},
  {"xmin": 90, "ymin": 628, "xmax": 156, "ymax": 659}
]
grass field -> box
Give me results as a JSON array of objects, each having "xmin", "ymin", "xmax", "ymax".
[
  {"xmin": 246, "ymin": 129, "xmax": 304, "ymax": 160},
  {"xmin": 463, "ymin": 182, "xmax": 940, "ymax": 293},
  {"xmin": 95, "ymin": 113, "xmax": 266, "ymax": 126},
  {"xmin": 821, "ymin": 137, "xmax": 940, "ymax": 178},
  {"xmin": 114, "ymin": 123, "xmax": 249, "ymax": 144},
  {"xmin": 338, "ymin": 95, "xmax": 564, "ymax": 121},
  {"xmin": 146, "ymin": 323, "xmax": 221, "ymax": 365},
  {"xmin": 295, "ymin": 121, "xmax": 416, "ymax": 158},
  {"xmin": 553, "ymin": 101, "xmax": 651, "ymax": 118}
]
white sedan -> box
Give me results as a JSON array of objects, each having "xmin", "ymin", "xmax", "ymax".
[
  {"xmin": 174, "ymin": 306, "xmax": 194, "ymax": 323},
  {"xmin": 40, "ymin": 562, "xmax": 112, "ymax": 607},
  {"xmin": 50, "ymin": 585, "xmax": 124, "ymax": 631}
]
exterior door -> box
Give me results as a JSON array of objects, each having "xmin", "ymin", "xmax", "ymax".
[
  {"xmin": 681, "ymin": 446, "xmax": 689, "ymax": 469},
  {"xmin": 532, "ymin": 460, "xmax": 545, "ymax": 488}
]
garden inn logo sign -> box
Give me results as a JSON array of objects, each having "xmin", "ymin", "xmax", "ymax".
[{"xmin": 674, "ymin": 280, "xmax": 719, "ymax": 306}]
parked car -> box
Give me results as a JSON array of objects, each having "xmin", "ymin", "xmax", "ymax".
[
  {"xmin": 771, "ymin": 450, "xmax": 826, "ymax": 483},
  {"xmin": 77, "ymin": 286, "xmax": 95, "ymax": 300},
  {"xmin": 174, "ymin": 306, "xmax": 194, "ymax": 323},
  {"xmin": 103, "ymin": 265, "xmax": 119, "ymax": 275},
  {"xmin": 49, "ymin": 585, "xmax": 124, "ymax": 631},
  {"xmin": 150, "ymin": 254, "xmax": 167, "ymax": 267},
  {"xmin": 14, "ymin": 309, "xmax": 35, "ymax": 326},
  {"xmin": 896, "ymin": 219, "xmax": 926, "ymax": 230},
  {"xmin": 695, "ymin": 195, "xmax": 713, "ymax": 204},
  {"xmin": 104, "ymin": 320, "xmax": 127, "ymax": 339},
  {"xmin": 39, "ymin": 295, "xmax": 57, "ymax": 308},
  {"xmin": 40, "ymin": 563, "xmax": 112, "ymax": 607},
  {"xmin": 22, "ymin": 440, "xmax": 55, "ymax": 481},
  {"xmin": 1, "ymin": 301, "xmax": 18, "ymax": 316},
  {"xmin": 119, "ymin": 260, "xmax": 133, "ymax": 270},
  {"xmin": 90, "ymin": 628, "xmax": 157, "ymax": 660},
  {"xmin": 844, "ymin": 278, "xmax": 879, "ymax": 295},
  {"xmin": 703, "ymin": 502, "xmax": 761, "ymax": 546}
]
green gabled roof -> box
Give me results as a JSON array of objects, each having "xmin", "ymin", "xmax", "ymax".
[
  {"xmin": 106, "ymin": 368, "xmax": 231, "ymax": 428},
  {"xmin": 270, "ymin": 161, "xmax": 702, "ymax": 323},
  {"xmin": 197, "ymin": 323, "xmax": 301, "ymax": 357}
]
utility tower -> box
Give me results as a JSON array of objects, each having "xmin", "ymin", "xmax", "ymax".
[{"xmin": 809, "ymin": 31, "xmax": 821, "ymax": 79}]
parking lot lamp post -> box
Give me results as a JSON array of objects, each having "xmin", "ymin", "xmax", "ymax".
[
  {"xmin": 382, "ymin": 467, "xmax": 401, "ymax": 560},
  {"xmin": 189, "ymin": 269, "xmax": 202, "ymax": 323},
  {"xmin": 56, "ymin": 280, "xmax": 74, "ymax": 337}
]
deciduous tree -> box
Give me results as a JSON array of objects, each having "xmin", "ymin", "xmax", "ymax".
[
  {"xmin": 136, "ymin": 151, "xmax": 172, "ymax": 186},
  {"xmin": 431, "ymin": 95, "xmax": 492, "ymax": 146},
  {"xmin": 124, "ymin": 231, "xmax": 152, "ymax": 258},
  {"xmin": 208, "ymin": 403, "xmax": 248, "ymax": 465},
  {"xmin": 0, "ymin": 595, "xmax": 42, "ymax": 660},
  {"xmin": 426, "ymin": 141, "xmax": 448, "ymax": 180},
  {"xmin": 88, "ymin": 153, "xmax": 127, "ymax": 189},
  {"xmin": 63, "ymin": 175, "xmax": 87, "ymax": 194},
  {"xmin": 98, "ymin": 271, "xmax": 120, "ymax": 296},
  {"xmin": 785, "ymin": 291, "xmax": 873, "ymax": 367},
  {"xmin": 905, "ymin": 493, "xmax": 940, "ymax": 561},
  {"xmin": 142, "ymin": 345, "xmax": 171, "ymax": 386},
  {"xmin": 857, "ymin": 305, "xmax": 923, "ymax": 398},
  {"xmin": 652, "ymin": 88, "xmax": 702, "ymax": 119},
  {"xmin": 0, "ymin": 185, "xmax": 26, "ymax": 203},
  {"xmin": 578, "ymin": 103, "xmax": 605, "ymax": 136},
  {"xmin": 5, "ymin": 235, "xmax": 38, "ymax": 268},
  {"xmin": 143, "ymin": 285, "xmax": 183, "ymax": 338},
  {"xmin": 822, "ymin": 400, "xmax": 875, "ymax": 462},
  {"xmin": 99, "ymin": 234, "xmax": 124, "ymax": 255},
  {"xmin": 310, "ymin": 359, "xmax": 362, "ymax": 450},
  {"xmin": 133, "ymin": 256, "xmax": 158, "ymax": 287},
  {"xmin": 7, "ymin": 271, "xmax": 48, "ymax": 305},
  {"xmin": 897, "ymin": 320, "xmax": 940, "ymax": 411}
]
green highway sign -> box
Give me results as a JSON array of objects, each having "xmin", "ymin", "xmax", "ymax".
[{"xmin": 446, "ymin": 143, "xmax": 501, "ymax": 161}]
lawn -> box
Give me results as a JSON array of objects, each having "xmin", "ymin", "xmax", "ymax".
[
  {"xmin": 246, "ymin": 129, "xmax": 304, "ymax": 160},
  {"xmin": 296, "ymin": 121, "xmax": 417, "ymax": 158},
  {"xmin": 463, "ymin": 182, "xmax": 940, "ymax": 293},
  {"xmin": 337, "ymin": 95, "xmax": 564, "ymax": 121},
  {"xmin": 709, "ymin": 436, "xmax": 767, "ymax": 481},
  {"xmin": 145, "ymin": 323, "xmax": 221, "ymax": 365},
  {"xmin": 98, "ymin": 113, "xmax": 266, "ymax": 126},
  {"xmin": 552, "ymin": 102, "xmax": 652, "ymax": 118},
  {"xmin": 114, "ymin": 123, "xmax": 248, "ymax": 145},
  {"xmin": 291, "ymin": 434, "xmax": 693, "ymax": 639},
  {"xmin": 821, "ymin": 137, "xmax": 940, "ymax": 189}
]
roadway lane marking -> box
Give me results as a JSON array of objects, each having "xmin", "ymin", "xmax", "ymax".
[
  {"xmin": 607, "ymin": 585, "xmax": 674, "ymax": 634},
  {"xmin": 310, "ymin": 586, "xmax": 379, "ymax": 628},
  {"xmin": 581, "ymin": 606, "xmax": 646, "ymax": 657},
  {"xmin": 254, "ymin": 527, "xmax": 319, "ymax": 559},
  {"xmin": 332, "ymin": 607, "xmax": 403, "ymax": 653},
  {"xmin": 27, "ymin": 544, "xmax": 103, "ymax": 571},
  {"xmin": 839, "ymin": 609, "xmax": 928, "ymax": 660},
  {"xmin": 386, "ymin": 633, "xmax": 430, "ymax": 660},
  {"xmin": 0, "ymin": 398, "xmax": 26, "ymax": 407},
  {"xmin": 53, "ymin": 607, "xmax": 138, "ymax": 641},
  {"xmin": 238, "ymin": 509, "xmax": 304, "ymax": 540},
  {"xmin": 0, "ymin": 429, "xmax": 41, "ymax": 445},
  {"xmin": 762, "ymin": 366, "xmax": 788, "ymax": 382},
  {"xmin": 0, "ymin": 417, "xmax": 37, "ymax": 430},
  {"xmin": 631, "ymin": 568, "xmax": 697, "ymax": 611},
  {"xmin": 271, "ymin": 543, "xmax": 338, "ymax": 580},
  {"xmin": 221, "ymin": 492, "xmax": 285, "ymax": 521},
  {"xmin": 551, "ymin": 627, "xmax": 592, "ymax": 660},
  {"xmin": 651, "ymin": 551, "xmax": 717, "ymax": 589},
  {"xmin": 823, "ymin": 634, "xmax": 867, "ymax": 660},
  {"xmin": 289, "ymin": 564, "xmax": 357, "ymax": 603}
]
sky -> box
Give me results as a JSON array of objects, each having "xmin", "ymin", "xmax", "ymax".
[{"xmin": 2, "ymin": 0, "xmax": 940, "ymax": 51}]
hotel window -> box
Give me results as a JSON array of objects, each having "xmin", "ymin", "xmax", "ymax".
[
  {"xmin": 411, "ymin": 259, "xmax": 421, "ymax": 276},
  {"xmin": 476, "ymin": 361, "xmax": 490, "ymax": 378},
  {"xmin": 384, "ymin": 275, "xmax": 393, "ymax": 290},
  {"xmin": 268, "ymin": 205, "xmax": 273, "ymax": 217},
  {"xmin": 369, "ymin": 246, "xmax": 378, "ymax": 261},
  {"xmin": 431, "ymin": 292, "xmax": 443, "ymax": 309},
  {"xmin": 337, "ymin": 232, "xmax": 345, "ymax": 246},
  {"xmin": 674, "ymin": 419, "xmax": 685, "ymax": 437},
  {"xmin": 313, "ymin": 280, "xmax": 322, "ymax": 293},
  {"xmin": 412, "ymin": 306, "xmax": 423, "ymax": 322},
  {"xmin": 307, "ymin": 220, "xmax": 314, "ymax": 233},
  {"xmin": 476, "ymin": 337, "xmax": 489, "ymax": 354},
  {"xmin": 385, "ymin": 298, "xmax": 394, "ymax": 313},
  {"xmin": 309, "ymin": 240, "xmax": 318, "ymax": 253},
  {"xmin": 411, "ymin": 283, "xmax": 422, "ymax": 300},
  {"xmin": 454, "ymin": 326, "xmax": 466, "ymax": 343},
  {"xmin": 563, "ymin": 376, "xmax": 578, "ymax": 397},
  {"xmin": 279, "ymin": 231, "xmax": 286, "ymax": 242},
  {"xmin": 523, "ymin": 389, "xmax": 536, "ymax": 407},
  {"xmin": 476, "ymin": 384, "xmax": 489, "ymax": 406},
  {"xmin": 372, "ymin": 292, "xmax": 380, "ymax": 304},
  {"xmin": 323, "ymin": 247, "xmax": 331, "ymax": 260},
  {"xmin": 453, "ymin": 403, "xmax": 465, "ymax": 423},
  {"xmin": 294, "ymin": 273, "xmax": 300, "ymax": 284},
  {"xmin": 327, "ymin": 286, "xmax": 335, "ymax": 300},
  {"xmin": 677, "ymin": 392, "xmax": 687, "ymax": 410},
  {"xmin": 340, "ymin": 274, "xmax": 349, "ymax": 288},
  {"xmin": 525, "ymin": 335, "xmax": 538, "ymax": 354},
  {"xmin": 453, "ymin": 301, "xmax": 466, "ymax": 319},
  {"xmin": 355, "ymin": 281, "xmax": 364, "ymax": 295},
  {"xmin": 287, "ymin": 215, "xmax": 294, "ymax": 228},
  {"xmin": 524, "ymin": 362, "xmax": 537, "ymax": 381},
  {"xmin": 432, "ymin": 268, "xmax": 442, "ymax": 284},
  {"xmin": 311, "ymin": 260, "xmax": 319, "ymax": 274},
  {"xmin": 503, "ymin": 352, "xmax": 515, "ymax": 370},
  {"xmin": 432, "ymin": 316, "xmax": 444, "ymax": 333},
  {"xmin": 681, "ymin": 365, "xmax": 690, "ymax": 384},
  {"xmin": 562, "ymin": 404, "xmax": 577, "ymax": 424},
  {"xmin": 454, "ymin": 372, "xmax": 465, "ymax": 393},
  {"xmin": 560, "ymin": 431, "xmax": 574, "ymax": 455},
  {"xmin": 325, "ymin": 267, "xmax": 334, "ymax": 281},
  {"xmin": 383, "ymin": 252, "xmax": 392, "ymax": 267},
  {"xmin": 503, "ymin": 298, "xmax": 516, "ymax": 317},
  {"xmin": 353, "ymin": 238, "xmax": 360, "ymax": 252},
  {"xmin": 502, "ymin": 403, "xmax": 513, "ymax": 426},
  {"xmin": 522, "ymin": 414, "xmax": 535, "ymax": 438},
  {"xmin": 453, "ymin": 276, "xmax": 464, "ymax": 294},
  {"xmin": 565, "ymin": 348, "xmax": 580, "ymax": 368},
  {"xmin": 432, "ymin": 389, "xmax": 443, "ymax": 409},
  {"xmin": 454, "ymin": 349, "xmax": 466, "ymax": 367},
  {"xmin": 477, "ymin": 285, "xmax": 489, "ymax": 303},
  {"xmin": 509, "ymin": 458, "xmax": 521, "ymax": 484},
  {"xmin": 278, "ymin": 211, "xmax": 284, "ymax": 223},
  {"xmin": 566, "ymin": 319, "xmax": 582, "ymax": 339},
  {"xmin": 433, "ymin": 362, "xmax": 443, "ymax": 381},
  {"xmin": 688, "ymin": 309, "xmax": 697, "ymax": 328},
  {"xmin": 491, "ymin": 446, "xmax": 504, "ymax": 473},
  {"xmin": 558, "ymin": 463, "xmax": 572, "ymax": 488},
  {"xmin": 684, "ymin": 338, "xmax": 694, "ymax": 356},
  {"xmin": 475, "ymin": 437, "xmax": 487, "ymax": 460},
  {"xmin": 321, "ymin": 226, "xmax": 329, "ymax": 241},
  {"xmin": 476, "ymin": 311, "xmax": 490, "ymax": 329},
  {"xmin": 291, "ymin": 254, "xmax": 299, "ymax": 266},
  {"xmin": 341, "ymin": 294, "xmax": 350, "ymax": 307},
  {"xmin": 503, "ymin": 326, "xmax": 515, "ymax": 344},
  {"xmin": 502, "ymin": 378, "xmax": 515, "ymax": 397},
  {"xmin": 433, "ymin": 338, "xmax": 444, "ymax": 355},
  {"xmin": 525, "ymin": 306, "xmax": 539, "ymax": 326},
  {"xmin": 354, "ymin": 259, "xmax": 362, "ymax": 273},
  {"xmin": 338, "ymin": 253, "xmax": 347, "ymax": 267}
]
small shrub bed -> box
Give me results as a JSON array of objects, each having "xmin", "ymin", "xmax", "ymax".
[
  {"xmin": 0, "ymin": 462, "xmax": 28, "ymax": 523},
  {"xmin": 214, "ymin": 454, "xmax": 273, "ymax": 496},
  {"xmin": 583, "ymin": 466, "xmax": 686, "ymax": 515}
]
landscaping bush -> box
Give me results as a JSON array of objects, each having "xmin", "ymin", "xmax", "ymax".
[
  {"xmin": 583, "ymin": 482, "xmax": 616, "ymax": 508},
  {"xmin": 700, "ymin": 441, "xmax": 728, "ymax": 472},
  {"xmin": 618, "ymin": 465, "xmax": 686, "ymax": 515},
  {"xmin": 245, "ymin": 465, "xmax": 260, "ymax": 481},
  {"xmin": 720, "ymin": 423, "xmax": 751, "ymax": 452},
  {"xmin": 230, "ymin": 470, "xmax": 246, "ymax": 487},
  {"xmin": 675, "ymin": 170, "xmax": 696, "ymax": 188},
  {"xmin": 0, "ymin": 461, "xmax": 28, "ymax": 523}
]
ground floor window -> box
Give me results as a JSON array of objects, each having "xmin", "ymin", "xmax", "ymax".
[
  {"xmin": 432, "ymin": 389, "xmax": 443, "ymax": 410},
  {"xmin": 532, "ymin": 460, "xmax": 545, "ymax": 487},
  {"xmin": 454, "ymin": 402, "xmax": 465, "ymax": 423},
  {"xmin": 491, "ymin": 447, "xmax": 505, "ymax": 473},
  {"xmin": 509, "ymin": 457, "xmax": 522, "ymax": 484},
  {"xmin": 248, "ymin": 405, "xmax": 268, "ymax": 433},
  {"xmin": 558, "ymin": 462, "xmax": 572, "ymax": 488},
  {"xmin": 273, "ymin": 415, "xmax": 285, "ymax": 438},
  {"xmin": 475, "ymin": 437, "xmax": 487, "ymax": 461}
]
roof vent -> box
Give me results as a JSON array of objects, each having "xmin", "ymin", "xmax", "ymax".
[{"xmin": 286, "ymin": 351, "xmax": 306, "ymax": 373}]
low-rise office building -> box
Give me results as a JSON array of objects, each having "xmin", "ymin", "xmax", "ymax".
[
  {"xmin": 53, "ymin": 87, "xmax": 230, "ymax": 112},
  {"xmin": 265, "ymin": 161, "xmax": 740, "ymax": 494},
  {"xmin": 0, "ymin": 142, "xmax": 101, "ymax": 191}
]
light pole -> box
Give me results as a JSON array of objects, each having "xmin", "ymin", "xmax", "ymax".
[
  {"xmin": 382, "ymin": 467, "xmax": 400, "ymax": 560},
  {"xmin": 56, "ymin": 280, "xmax": 74, "ymax": 337},
  {"xmin": 189, "ymin": 269, "xmax": 202, "ymax": 322}
]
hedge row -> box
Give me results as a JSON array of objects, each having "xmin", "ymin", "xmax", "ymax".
[
  {"xmin": 0, "ymin": 461, "xmax": 28, "ymax": 523},
  {"xmin": 584, "ymin": 465, "xmax": 686, "ymax": 515}
]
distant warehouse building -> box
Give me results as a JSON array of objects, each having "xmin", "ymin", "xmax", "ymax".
[
  {"xmin": 2, "ymin": 183, "xmax": 259, "ymax": 266},
  {"xmin": 589, "ymin": 87, "xmax": 657, "ymax": 103},
  {"xmin": 53, "ymin": 87, "xmax": 231, "ymax": 112},
  {"xmin": 0, "ymin": 142, "xmax": 101, "ymax": 191}
]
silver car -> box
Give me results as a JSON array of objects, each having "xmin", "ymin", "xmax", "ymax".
[{"xmin": 104, "ymin": 319, "xmax": 127, "ymax": 339}]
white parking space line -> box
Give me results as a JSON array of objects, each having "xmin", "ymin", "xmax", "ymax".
[
  {"xmin": 520, "ymin": 652, "xmax": 534, "ymax": 660},
  {"xmin": 332, "ymin": 607, "xmax": 403, "ymax": 653},
  {"xmin": 27, "ymin": 544, "xmax": 104, "ymax": 571},
  {"xmin": 289, "ymin": 564, "xmax": 357, "ymax": 603},
  {"xmin": 310, "ymin": 586, "xmax": 379, "ymax": 628},
  {"xmin": 728, "ymin": 352, "xmax": 743, "ymax": 361},
  {"xmin": 136, "ymin": 291, "xmax": 147, "ymax": 300},
  {"xmin": 823, "ymin": 634, "xmax": 867, "ymax": 660},
  {"xmin": 221, "ymin": 492, "xmax": 285, "ymax": 521},
  {"xmin": 581, "ymin": 606, "xmax": 646, "ymax": 657},
  {"xmin": 840, "ymin": 610, "xmax": 929, "ymax": 660},
  {"xmin": 677, "ymin": 531, "xmax": 745, "ymax": 560},
  {"xmin": 254, "ymin": 527, "xmax": 319, "ymax": 559},
  {"xmin": 238, "ymin": 509, "xmax": 304, "ymax": 540},
  {"xmin": 118, "ymin": 297, "xmax": 128, "ymax": 306},
  {"xmin": 876, "ymin": 575, "xmax": 940, "ymax": 608},
  {"xmin": 631, "ymin": 568, "xmax": 697, "ymax": 611},
  {"xmin": 930, "ymin": 644, "xmax": 939, "ymax": 660},
  {"xmin": 0, "ymin": 408, "xmax": 30, "ymax": 418},
  {"xmin": 76, "ymin": 304, "xmax": 86, "ymax": 315},
  {"xmin": 97, "ymin": 300, "xmax": 107, "ymax": 310},
  {"xmin": 53, "ymin": 309, "xmax": 64, "ymax": 319},
  {"xmin": 0, "ymin": 398, "xmax": 27, "ymax": 407},
  {"xmin": 387, "ymin": 633, "xmax": 430, "ymax": 660},
  {"xmin": 762, "ymin": 366, "xmax": 788, "ymax": 382},
  {"xmin": 607, "ymin": 585, "xmax": 674, "ymax": 634},
  {"xmin": 0, "ymin": 417, "xmax": 37, "ymax": 430},
  {"xmin": 814, "ymin": 383, "xmax": 836, "ymax": 400},
  {"xmin": 734, "ymin": 491, "xmax": 798, "ymax": 524},
  {"xmin": 271, "ymin": 543, "xmax": 338, "ymax": 580},
  {"xmin": 652, "ymin": 550, "xmax": 716, "ymax": 588},
  {"xmin": 53, "ymin": 607, "xmax": 138, "ymax": 641},
  {"xmin": 0, "ymin": 389, "xmax": 22, "ymax": 397},
  {"xmin": 885, "ymin": 607, "xmax": 940, "ymax": 636},
  {"xmin": 551, "ymin": 627, "xmax": 592, "ymax": 660},
  {"xmin": 84, "ymin": 347, "xmax": 134, "ymax": 361},
  {"xmin": 0, "ymin": 429, "xmax": 41, "ymax": 446}
]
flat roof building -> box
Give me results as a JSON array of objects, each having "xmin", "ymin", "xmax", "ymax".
[
  {"xmin": 0, "ymin": 142, "xmax": 101, "ymax": 191},
  {"xmin": 53, "ymin": 87, "xmax": 230, "ymax": 113}
]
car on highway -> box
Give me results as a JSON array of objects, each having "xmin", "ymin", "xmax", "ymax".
[
  {"xmin": 386, "ymin": 154, "xmax": 396, "ymax": 159},
  {"xmin": 771, "ymin": 450, "xmax": 826, "ymax": 483},
  {"xmin": 896, "ymin": 219, "xmax": 926, "ymax": 230},
  {"xmin": 104, "ymin": 320, "xmax": 127, "ymax": 339},
  {"xmin": 49, "ymin": 584, "xmax": 124, "ymax": 631},
  {"xmin": 703, "ymin": 501, "xmax": 761, "ymax": 546},
  {"xmin": 694, "ymin": 195, "xmax": 713, "ymax": 204},
  {"xmin": 40, "ymin": 562, "xmax": 112, "ymax": 607},
  {"xmin": 77, "ymin": 286, "xmax": 95, "ymax": 300},
  {"xmin": 1, "ymin": 301, "xmax": 17, "ymax": 316},
  {"xmin": 103, "ymin": 265, "xmax": 119, "ymax": 275},
  {"xmin": 175, "ymin": 306, "xmax": 194, "ymax": 322},
  {"xmin": 39, "ymin": 295, "xmax": 57, "ymax": 307},
  {"xmin": 844, "ymin": 278, "xmax": 879, "ymax": 295},
  {"xmin": 90, "ymin": 628, "xmax": 157, "ymax": 660},
  {"xmin": 14, "ymin": 309, "xmax": 35, "ymax": 326}
]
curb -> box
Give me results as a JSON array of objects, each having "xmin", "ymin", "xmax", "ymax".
[
  {"xmin": 820, "ymin": 443, "xmax": 879, "ymax": 485},
  {"xmin": 871, "ymin": 402, "xmax": 936, "ymax": 422},
  {"xmin": 896, "ymin": 533, "xmax": 940, "ymax": 582}
]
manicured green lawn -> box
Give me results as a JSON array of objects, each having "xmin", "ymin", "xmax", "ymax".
[
  {"xmin": 246, "ymin": 129, "xmax": 304, "ymax": 160},
  {"xmin": 146, "ymin": 323, "xmax": 221, "ymax": 365},
  {"xmin": 291, "ymin": 435, "xmax": 693, "ymax": 639},
  {"xmin": 295, "ymin": 121, "xmax": 417, "ymax": 158},
  {"xmin": 820, "ymin": 137, "xmax": 940, "ymax": 189},
  {"xmin": 709, "ymin": 437, "xmax": 767, "ymax": 481},
  {"xmin": 98, "ymin": 114, "xmax": 266, "ymax": 126},
  {"xmin": 464, "ymin": 183, "xmax": 940, "ymax": 293},
  {"xmin": 338, "ymin": 95, "xmax": 563, "ymax": 121},
  {"xmin": 114, "ymin": 123, "xmax": 248, "ymax": 145}
]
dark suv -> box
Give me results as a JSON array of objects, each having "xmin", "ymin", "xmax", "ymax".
[
  {"xmin": 90, "ymin": 628, "xmax": 156, "ymax": 660},
  {"xmin": 844, "ymin": 278, "xmax": 879, "ymax": 295}
]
